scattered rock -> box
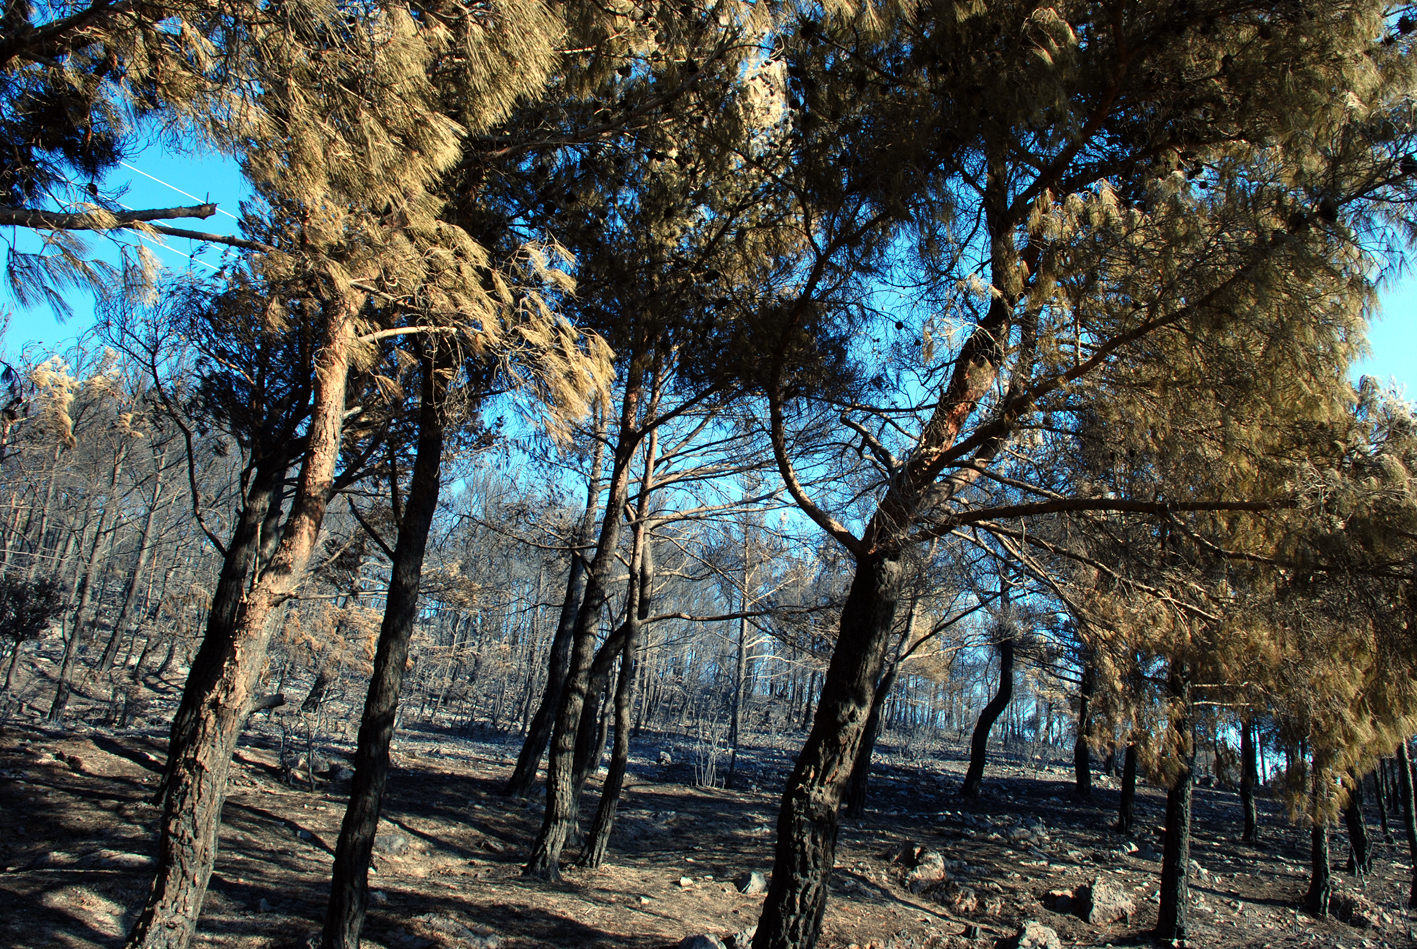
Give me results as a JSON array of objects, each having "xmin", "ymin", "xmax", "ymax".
[
  {"xmin": 374, "ymin": 833, "xmax": 412, "ymax": 855},
  {"xmin": 738, "ymin": 870, "xmax": 768, "ymax": 895},
  {"xmin": 369, "ymin": 890, "xmax": 388, "ymax": 905},
  {"xmin": 678, "ymin": 936, "xmax": 726, "ymax": 949},
  {"xmin": 1043, "ymin": 889, "xmax": 1073, "ymax": 915},
  {"xmin": 658, "ymin": 751, "xmax": 674, "ymax": 765},
  {"xmin": 1330, "ymin": 892, "xmax": 1377, "ymax": 928},
  {"xmin": 725, "ymin": 927, "xmax": 755, "ymax": 949},
  {"xmin": 679, "ymin": 875, "xmax": 695, "ymax": 888},
  {"xmin": 996, "ymin": 920, "xmax": 1061, "ymax": 949},
  {"xmin": 89, "ymin": 850, "xmax": 155, "ymax": 869},
  {"xmin": 257, "ymin": 898, "xmax": 275, "ymax": 913},
  {"xmin": 947, "ymin": 884, "xmax": 980, "ymax": 914},
  {"xmin": 890, "ymin": 843, "xmax": 948, "ymax": 894},
  {"xmin": 1074, "ymin": 875, "xmax": 1135, "ymax": 925},
  {"xmin": 295, "ymin": 828, "xmax": 314, "ymax": 841}
]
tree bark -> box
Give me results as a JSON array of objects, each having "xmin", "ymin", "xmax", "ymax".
[
  {"xmin": 960, "ymin": 633, "xmax": 1014, "ymax": 800},
  {"xmin": 1305, "ymin": 816, "xmax": 1332, "ymax": 916},
  {"xmin": 1118, "ymin": 743, "xmax": 1138, "ymax": 835},
  {"xmin": 843, "ymin": 665, "xmax": 897, "ymax": 819},
  {"xmin": 1074, "ymin": 664, "xmax": 1094, "ymax": 798},
  {"xmin": 127, "ymin": 292, "xmax": 360, "ymax": 949},
  {"xmin": 1372, "ymin": 764, "xmax": 1393, "ymax": 843},
  {"xmin": 322, "ymin": 346, "xmax": 448, "ymax": 949},
  {"xmin": 751, "ymin": 549, "xmax": 904, "ymax": 949},
  {"xmin": 1396, "ymin": 741, "xmax": 1417, "ymax": 907},
  {"xmin": 1343, "ymin": 767, "xmax": 1371, "ymax": 877},
  {"xmin": 1155, "ymin": 669, "xmax": 1194, "ymax": 943},
  {"xmin": 524, "ymin": 354, "xmax": 650, "ymax": 880},
  {"xmin": 505, "ymin": 418, "xmax": 606, "ymax": 797},
  {"xmin": 1240, "ymin": 719, "xmax": 1259, "ymax": 842}
]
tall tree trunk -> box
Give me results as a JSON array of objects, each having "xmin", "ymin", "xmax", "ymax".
[
  {"xmin": 1372, "ymin": 765, "xmax": 1393, "ymax": 843},
  {"xmin": 1118, "ymin": 742, "xmax": 1138, "ymax": 835},
  {"xmin": 524, "ymin": 354, "xmax": 650, "ymax": 879},
  {"xmin": 1306, "ymin": 799, "xmax": 1332, "ymax": 916},
  {"xmin": 1240, "ymin": 718, "xmax": 1259, "ymax": 842},
  {"xmin": 1396, "ymin": 740, "xmax": 1417, "ymax": 907},
  {"xmin": 1074, "ymin": 663, "xmax": 1094, "ymax": 798},
  {"xmin": 322, "ymin": 346, "xmax": 448, "ymax": 949},
  {"xmin": 49, "ymin": 471, "xmax": 122, "ymax": 720},
  {"xmin": 1343, "ymin": 767, "xmax": 1371, "ymax": 877},
  {"xmin": 98, "ymin": 454, "xmax": 168, "ymax": 673},
  {"xmin": 3, "ymin": 640, "xmax": 23, "ymax": 692},
  {"xmin": 505, "ymin": 417, "xmax": 606, "ymax": 798},
  {"xmin": 1155, "ymin": 669, "xmax": 1194, "ymax": 943},
  {"xmin": 579, "ymin": 443, "xmax": 655, "ymax": 869},
  {"xmin": 960, "ymin": 633, "xmax": 1015, "ymax": 800},
  {"xmin": 751, "ymin": 549, "xmax": 904, "ymax": 949},
  {"xmin": 728, "ymin": 519, "xmax": 753, "ymax": 787},
  {"xmin": 127, "ymin": 293, "xmax": 360, "ymax": 949}
]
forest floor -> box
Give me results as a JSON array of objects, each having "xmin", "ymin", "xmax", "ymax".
[{"xmin": 1, "ymin": 712, "xmax": 1414, "ymax": 949}]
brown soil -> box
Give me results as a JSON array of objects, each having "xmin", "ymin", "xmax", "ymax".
[{"xmin": 1, "ymin": 720, "xmax": 1413, "ymax": 949}]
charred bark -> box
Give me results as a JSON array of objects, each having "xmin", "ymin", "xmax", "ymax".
[
  {"xmin": 960, "ymin": 634, "xmax": 1014, "ymax": 800},
  {"xmin": 1306, "ymin": 817, "xmax": 1332, "ymax": 916},
  {"xmin": 1397, "ymin": 741, "xmax": 1417, "ymax": 907},
  {"xmin": 322, "ymin": 347, "xmax": 449, "ymax": 949},
  {"xmin": 505, "ymin": 423, "xmax": 606, "ymax": 798},
  {"xmin": 751, "ymin": 550, "xmax": 904, "ymax": 949},
  {"xmin": 1343, "ymin": 767, "xmax": 1371, "ymax": 877},
  {"xmin": 1240, "ymin": 719, "xmax": 1259, "ymax": 842},
  {"xmin": 1118, "ymin": 743, "xmax": 1138, "ymax": 835},
  {"xmin": 1074, "ymin": 664, "xmax": 1094, "ymax": 798},
  {"xmin": 127, "ymin": 294, "xmax": 360, "ymax": 949},
  {"xmin": 1155, "ymin": 670, "xmax": 1194, "ymax": 944},
  {"xmin": 843, "ymin": 664, "xmax": 897, "ymax": 819}
]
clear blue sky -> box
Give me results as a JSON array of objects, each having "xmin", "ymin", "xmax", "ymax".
[{"xmin": 3, "ymin": 149, "xmax": 1414, "ymax": 396}]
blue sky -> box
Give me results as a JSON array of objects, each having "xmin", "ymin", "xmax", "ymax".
[{"xmin": 3, "ymin": 150, "xmax": 1415, "ymax": 397}]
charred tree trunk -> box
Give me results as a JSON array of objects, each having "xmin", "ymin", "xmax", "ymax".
[
  {"xmin": 524, "ymin": 355, "xmax": 651, "ymax": 880},
  {"xmin": 1155, "ymin": 669, "xmax": 1194, "ymax": 944},
  {"xmin": 127, "ymin": 294, "xmax": 359, "ymax": 949},
  {"xmin": 1372, "ymin": 765, "xmax": 1393, "ymax": 843},
  {"xmin": 1074, "ymin": 664, "xmax": 1094, "ymax": 798},
  {"xmin": 1118, "ymin": 743, "xmax": 1138, "ymax": 835},
  {"xmin": 579, "ymin": 468, "xmax": 655, "ymax": 870},
  {"xmin": 751, "ymin": 549, "xmax": 904, "ymax": 949},
  {"xmin": 960, "ymin": 634, "xmax": 1014, "ymax": 801},
  {"xmin": 1240, "ymin": 719, "xmax": 1259, "ymax": 842},
  {"xmin": 1343, "ymin": 767, "xmax": 1372, "ymax": 877},
  {"xmin": 322, "ymin": 347, "xmax": 449, "ymax": 949},
  {"xmin": 98, "ymin": 451, "xmax": 167, "ymax": 673},
  {"xmin": 505, "ymin": 422, "xmax": 606, "ymax": 798},
  {"xmin": 844, "ymin": 665, "xmax": 897, "ymax": 819},
  {"xmin": 1396, "ymin": 741, "xmax": 1417, "ymax": 907},
  {"xmin": 1306, "ymin": 817, "xmax": 1332, "ymax": 916}
]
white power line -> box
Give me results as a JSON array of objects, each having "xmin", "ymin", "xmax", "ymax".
[{"xmin": 119, "ymin": 160, "xmax": 241, "ymax": 221}]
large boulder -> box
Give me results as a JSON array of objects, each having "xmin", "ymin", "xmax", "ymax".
[
  {"xmin": 996, "ymin": 920, "xmax": 1062, "ymax": 949},
  {"xmin": 1075, "ymin": 875, "xmax": 1135, "ymax": 925}
]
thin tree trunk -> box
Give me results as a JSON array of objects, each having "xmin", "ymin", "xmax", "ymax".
[
  {"xmin": 1240, "ymin": 718, "xmax": 1259, "ymax": 842},
  {"xmin": 1118, "ymin": 743, "xmax": 1138, "ymax": 835},
  {"xmin": 3, "ymin": 641, "xmax": 23, "ymax": 692},
  {"xmin": 505, "ymin": 417, "xmax": 606, "ymax": 798},
  {"xmin": 1396, "ymin": 740, "xmax": 1417, "ymax": 907},
  {"xmin": 322, "ymin": 345, "xmax": 448, "ymax": 949},
  {"xmin": 1343, "ymin": 767, "xmax": 1371, "ymax": 877},
  {"xmin": 1372, "ymin": 765, "xmax": 1393, "ymax": 843},
  {"xmin": 524, "ymin": 354, "xmax": 650, "ymax": 879},
  {"xmin": 127, "ymin": 292, "xmax": 360, "ymax": 949},
  {"xmin": 728, "ymin": 520, "xmax": 753, "ymax": 787},
  {"xmin": 1155, "ymin": 669, "xmax": 1194, "ymax": 943},
  {"xmin": 50, "ymin": 470, "xmax": 122, "ymax": 720},
  {"xmin": 960, "ymin": 633, "xmax": 1015, "ymax": 800},
  {"xmin": 98, "ymin": 457, "xmax": 167, "ymax": 673},
  {"xmin": 1306, "ymin": 771, "xmax": 1333, "ymax": 919},
  {"xmin": 1074, "ymin": 663, "xmax": 1094, "ymax": 798}
]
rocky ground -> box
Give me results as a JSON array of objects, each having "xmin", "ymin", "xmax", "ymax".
[{"xmin": 1, "ymin": 716, "xmax": 1414, "ymax": 949}]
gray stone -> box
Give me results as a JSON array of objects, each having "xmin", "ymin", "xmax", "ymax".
[
  {"xmin": 901, "ymin": 846, "xmax": 947, "ymax": 893},
  {"xmin": 91, "ymin": 850, "xmax": 154, "ymax": 869},
  {"xmin": 725, "ymin": 927, "xmax": 755, "ymax": 949},
  {"xmin": 997, "ymin": 920, "xmax": 1062, "ymax": 949},
  {"xmin": 374, "ymin": 833, "xmax": 412, "ymax": 855},
  {"xmin": 257, "ymin": 898, "xmax": 275, "ymax": 913},
  {"xmin": 738, "ymin": 870, "xmax": 768, "ymax": 895},
  {"xmin": 296, "ymin": 828, "xmax": 314, "ymax": 841},
  {"xmin": 658, "ymin": 751, "xmax": 674, "ymax": 765},
  {"xmin": 1075, "ymin": 875, "xmax": 1134, "ymax": 925},
  {"xmin": 678, "ymin": 936, "xmax": 727, "ymax": 949},
  {"xmin": 369, "ymin": 890, "xmax": 388, "ymax": 905}
]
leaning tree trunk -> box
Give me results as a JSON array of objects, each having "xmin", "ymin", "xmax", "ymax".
[
  {"xmin": 1240, "ymin": 718, "xmax": 1259, "ymax": 842},
  {"xmin": 1343, "ymin": 767, "xmax": 1371, "ymax": 877},
  {"xmin": 505, "ymin": 420, "xmax": 606, "ymax": 798},
  {"xmin": 126, "ymin": 295, "xmax": 359, "ymax": 949},
  {"xmin": 578, "ymin": 445, "xmax": 655, "ymax": 869},
  {"xmin": 751, "ymin": 549, "xmax": 905, "ymax": 949},
  {"xmin": 97, "ymin": 451, "xmax": 167, "ymax": 674},
  {"xmin": 1396, "ymin": 740, "xmax": 1417, "ymax": 907},
  {"xmin": 1155, "ymin": 669, "xmax": 1194, "ymax": 944},
  {"xmin": 524, "ymin": 356, "xmax": 649, "ymax": 880},
  {"xmin": 322, "ymin": 346, "xmax": 448, "ymax": 949},
  {"xmin": 960, "ymin": 633, "xmax": 1015, "ymax": 800},
  {"xmin": 1118, "ymin": 743, "xmax": 1138, "ymax": 835},
  {"xmin": 1074, "ymin": 663, "xmax": 1094, "ymax": 798}
]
